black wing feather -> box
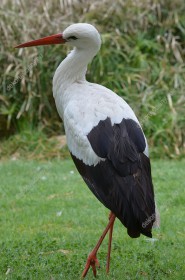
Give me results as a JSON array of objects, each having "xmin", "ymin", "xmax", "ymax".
[{"xmin": 71, "ymin": 117, "xmax": 156, "ymax": 238}]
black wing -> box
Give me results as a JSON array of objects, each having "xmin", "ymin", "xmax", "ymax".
[{"xmin": 71, "ymin": 117, "xmax": 156, "ymax": 238}]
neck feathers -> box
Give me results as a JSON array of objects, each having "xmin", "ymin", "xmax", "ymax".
[{"xmin": 53, "ymin": 47, "xmax": 97, "ymax": 99}]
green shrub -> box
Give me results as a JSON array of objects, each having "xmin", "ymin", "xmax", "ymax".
[{"xmin": 1, "ymin": 0, "xmax": 185, "ymax": 158}]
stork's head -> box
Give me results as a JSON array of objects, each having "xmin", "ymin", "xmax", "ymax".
[
  {"xmin": 15, "ymin": 23, "xmax": 101, "ymax": 52},
  {"xmin": 63, "ymin": 23, "xmax": 101, "ymax": 51}
]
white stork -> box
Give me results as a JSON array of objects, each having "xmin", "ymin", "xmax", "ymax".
[{"xmin": 16, "ymin": 23, "xmax": 159, "ymax": 278}]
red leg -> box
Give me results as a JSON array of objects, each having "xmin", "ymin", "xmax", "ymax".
[
  {"xmin": 106, "ymin": 212, "xmax": 115, "ymax": 274},
  {"xmin": 81, "ymin": 212, "xmax": 116, "ymax": 278}
]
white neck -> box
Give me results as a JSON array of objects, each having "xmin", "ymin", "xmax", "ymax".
[{"xmin": 53, "ymin": 47, "xmax": 97, "ymax": 100}]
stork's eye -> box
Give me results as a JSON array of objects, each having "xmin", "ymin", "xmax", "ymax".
[{"xmin": 66, "ymin": 36, "xmax": 78, "ymax": 40}]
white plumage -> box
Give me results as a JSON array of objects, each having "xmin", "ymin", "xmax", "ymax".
[{"xmin": 52, "ymin": 24, "xmax": 148, "ymax": 165}]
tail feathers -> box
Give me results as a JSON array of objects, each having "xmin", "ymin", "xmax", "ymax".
[
  {"xmin": 126, "ymin": 204, "xmax": 159, "ymax": 239},
  {"xmin": 127, "ymin": 228, "xmax": 141, "ymax": 238},
  {"xmin": 127, "ymin": 228, "xmax": 152, "ymax": 238},
  {"xmin": 153, "ymin": 204, "xmax": 160, "ymax": 228},
  {"xmin": 118, "ymin": 154, "xmax": 156, "ymax": 239}
]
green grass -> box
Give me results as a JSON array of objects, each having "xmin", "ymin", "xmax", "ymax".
[{"xmin": 0, "ymin": 159, "xmax": 185, "ymax": 279}]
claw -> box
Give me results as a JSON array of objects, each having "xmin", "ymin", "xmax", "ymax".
[{"xmin": 82, "ymin": 253, "xmax": 100, "ymax": 278}]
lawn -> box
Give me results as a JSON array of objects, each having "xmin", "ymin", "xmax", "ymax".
[{"xmin": 0, "ymin": 159, "xmax": 184, "ymax": 280}]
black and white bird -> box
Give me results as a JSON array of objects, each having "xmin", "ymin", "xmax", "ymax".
[{"xmin": 16, "ymin": 23, "xmax": 159, "ymax": 278}]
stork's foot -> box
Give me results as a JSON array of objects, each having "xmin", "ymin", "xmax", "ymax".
[
  {"xmin": 82, "ymin": 252, "xmax": 100, "ymax": 278},
  {"xmin": 81, "ymin": 212, "xmax": 116, "ymax": 278}
]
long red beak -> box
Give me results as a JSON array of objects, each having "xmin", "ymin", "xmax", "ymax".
[{"xmin": 15, "ymin": 33, "xmax": 66, "ymax": 48}]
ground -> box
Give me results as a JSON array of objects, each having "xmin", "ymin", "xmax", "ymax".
[{"xmin": 0, "ymin": 159, "xmax": 184, "ymax": 280}]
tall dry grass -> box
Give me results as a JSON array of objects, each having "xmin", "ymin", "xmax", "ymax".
[{"xmin": 0, "ymin": 0, "xmax": 185, "ymax": 158}]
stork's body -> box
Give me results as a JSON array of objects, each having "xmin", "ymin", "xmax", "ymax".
[{"xmin": 16, "ymin": 23, "xmax": 158, "ymax": 277}]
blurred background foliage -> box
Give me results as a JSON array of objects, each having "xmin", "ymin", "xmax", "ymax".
[{"xmin": 0, "ymin": 0, "xmax": 185, "ymax": 159}]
